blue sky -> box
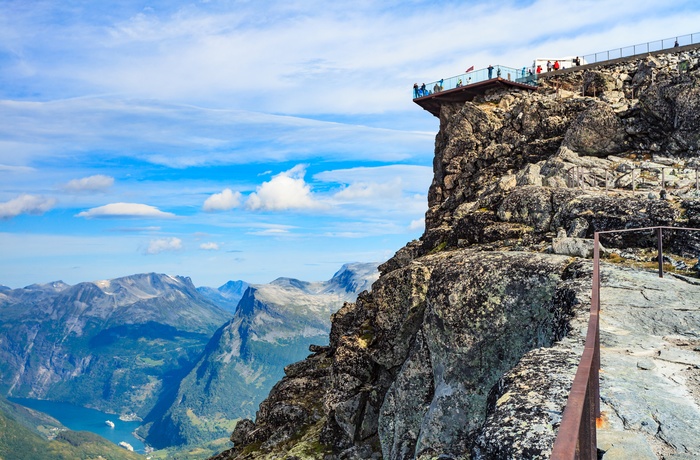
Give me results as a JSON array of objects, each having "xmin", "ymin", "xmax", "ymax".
[{"xmin": 2, "ymin": 0, "xmax": 700, "ymax": 288}]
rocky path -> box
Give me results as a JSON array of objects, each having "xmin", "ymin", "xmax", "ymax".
[{"xmin": 598, "ymin": 266, "xmax": 700, "ymax": 459}]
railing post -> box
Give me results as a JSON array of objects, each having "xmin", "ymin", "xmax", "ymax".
[
  {"xmin": 657, "ymin": 227, "xmax": 664, "ymax": 278},
  {"xmin": 662, "ymin": 168, "xmax": 665, "ymax": 190}
]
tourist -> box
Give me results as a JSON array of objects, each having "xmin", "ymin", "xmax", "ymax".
[
  {"xmin": 456, "ymin": 79, "xmax": 462, "ymax": 87},
  {"xmin": 546, "ymin": 60, "xmax": 553, "ymax": 72},
  {"xmin": 574, "ymin": 56, "xmax": 581, "ymax": 66},
  {"xmin": 420, "ymin": 83, "xmax": 426, "ymax": 96},
  {"xmin": 413, "ymin": 83, "xmax": 419, "ymax": 98},
  {"xmin": 553, "ymin": 60, "xmax": 560, "ymax": 71},
  {"xmin": 497, "ymin": 67, "xmax": 502, "ymax": 78},
  {"xmin": 488, "ymin": 64, "xmax": 494, "ymax": 79},
  {"xmin": 536, "ymin": 65, "xmax": 542, "ymax": 74},
  {"xmin": 674, "ymin": 39, "xmax": 679, "ymax": 48}
]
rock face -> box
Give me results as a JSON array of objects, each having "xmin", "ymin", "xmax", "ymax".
[{"xmin": 211, "ymin": 46, "xmax": 700, "ymax": 460}]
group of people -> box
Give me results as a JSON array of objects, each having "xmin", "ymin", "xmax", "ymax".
[
  {"xmin": 414, "ymin": 80, "xmax": 444, "ymax": 98},
  {"xmin": 412, "ymin": 55, "xmax": 586, "ymax": 99}
]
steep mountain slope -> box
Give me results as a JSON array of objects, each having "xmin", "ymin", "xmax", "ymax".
[
  {"xmin": 0, "ymin": 394, "xmax": 142, "ymax": 460},
  {"xmin": 198, "ymin": 280, "xmax": 249, "ymax": 314},
  {"xmin": 211, "ymin": 47, "xmax": 700, "ymax": 459},
  {"xmin": 0, "ymin": 273, "xmax": 231, "ymax": 419},
  {"xmin": 142, "ymin": 263, "xmax": 379, "ymax": 449}
]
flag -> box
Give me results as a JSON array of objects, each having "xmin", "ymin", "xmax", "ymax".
[{"xmin": 466, "ymin": 65, "xmax": 474, "ymax": 72}]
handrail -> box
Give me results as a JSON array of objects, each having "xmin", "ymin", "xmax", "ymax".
[
  {"xmin": 412, "ymin": 65, "xmax": 537, "ymax": 99},
  {"xmin": 413, "ymin": 32, "xmax": 700, "ymax": 100},
  {"xmin": 550, "ymin": 226, "xmax": 700, "ymax": 459},
  {"xmin": 580, "ymin": 32, "xmax": 700, "ymax": 66}
]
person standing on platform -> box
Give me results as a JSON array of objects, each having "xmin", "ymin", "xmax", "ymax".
[
  {"xmin": 553, "ymin": 60, "xmax": 560, "ymax": 71},
  {"xmin": 487, "ymin": 64, "xmax": 494, "ymax": 79},
  {"xmin": 546, "ymin": 60, "xmax": 552, "ymax": 72}
]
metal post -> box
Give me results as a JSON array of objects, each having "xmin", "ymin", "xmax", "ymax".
[
  {"xmin": 657, "ymin": 227, "xmax": 664, "ymax": 278},
  {"xmin": 662, "ymin": 167, "xmax": 667, "ymax": 189}
]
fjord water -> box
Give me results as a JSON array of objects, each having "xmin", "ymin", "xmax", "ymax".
[{"xmin": 10, "ymin": 398, "xmax": 146, "ymax": 453}]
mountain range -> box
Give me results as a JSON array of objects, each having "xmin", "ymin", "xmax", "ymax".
[
  {"xmin": 0, "ymin": 263, "xmax": 379, "ymax": 455},
  {"xmin": 141, "ymin": 263, "xmax": 379, "ymax": 448}
]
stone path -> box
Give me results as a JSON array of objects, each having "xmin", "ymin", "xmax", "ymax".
[{"xmin": 598, "ymin": 266, "xmax": 700, "ymax": 459}]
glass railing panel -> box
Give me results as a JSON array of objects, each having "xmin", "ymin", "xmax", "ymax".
[{"xmin": 412, "ymin": 65, "xmax": 537, "ymax": 99}]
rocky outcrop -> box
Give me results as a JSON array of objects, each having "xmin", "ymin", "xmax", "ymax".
[{"xmin": 211, "ymin": 45, "xmax": 700, "ymax": 459}]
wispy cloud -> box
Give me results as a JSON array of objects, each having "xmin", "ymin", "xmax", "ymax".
[
  {"xmin": 63, "ymin": 174, "xmax": 114, "ymax": 192},
  {"xmin": 0, "ymin": 194, "xmax": 56, "ymax": 219},
  {"xmin": 199, "ymin": 242, "xmax": 220, "ymax": 250},
  {"xmin": 76, "ymin": 203, "xmax": 176, "ymax": 219}
]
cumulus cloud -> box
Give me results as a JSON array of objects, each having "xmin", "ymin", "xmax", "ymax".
[
  {"xmin": 203, "ymin": 188, "xmax": 242, "ymax": 211},
  {"xmin": 76, "ymin": 203, "xmax": 176, "ymax": 219},
  {"xmin": 200, "ymin": 242, "xmax": 220, "ymax": 250},
  {"xmin": 63, "ymin": 174, "xmax": 115, "ymax": 192},
  {"xmin": 0, "ymin": 194, "xmax": 56, "ymax": 219},
  {"xmin": 246, "ymin": 165, "xmax": 325, "ymax": 211},
  {"xmin": 146, "ymin": 237, "xmax": 182, "ymax": 255}
]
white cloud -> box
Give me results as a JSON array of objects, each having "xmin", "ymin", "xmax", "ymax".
[
  {"xmin": 76, "ymin": 203, "xmax": 176, "ymax": 219},
  {"xmin": 146, "ymin": 237, "xmax": 183, "ymax": 255},
  {"xmin": 334, "ymin": 178, "xmax": 403, "ymax": 201},
  {"xmin": 63, "ymin": 174, "xmax": 114, "ymax": 192},
  {"xmin": 249, "ymin": 228, "xmax": 291, "ymax": 236},
  {"xmin": 200, "ymin": 242, "xmax": 220, "ymax": 250},
  {"xmin": 246, "ymin": 165, "xmax": 326, "ymax": 211},
  {"xmin": 0, "ymin": 164, "xmax": 35, "ymax": 173},
  {"xmin": 409, "ymin": 217, "xmax": 425, "ymax": 231},
  {"xmin": 203, "ymin": 188, "xmax": 242, "ymax": 211},
  {"xmin": 0, "ymin": 194, "xmax": 56, "ymax": 219}
]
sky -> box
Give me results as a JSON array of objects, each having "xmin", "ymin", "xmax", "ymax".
[{"xmin": 2, "ymin": 0, "xmax": 700, "ymax": 289}]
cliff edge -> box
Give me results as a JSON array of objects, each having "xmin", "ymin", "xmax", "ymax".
[{"xmin": 210, "ymin": 45, "xmax": 700, "ymax": 460}]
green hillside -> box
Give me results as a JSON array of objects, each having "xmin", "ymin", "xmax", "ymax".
[{"xmin": 0, "ymin": 395, "xmax": 142, "ymax": 460}]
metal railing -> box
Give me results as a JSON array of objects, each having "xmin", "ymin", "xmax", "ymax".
[
  {"xmin": 412, "ymin": 65, "xmax": 537, "ymax": 99},
  {"xmin": 580, "ymin": 32, "xmax": 700, "ymax": 66},
  {"xmin": 566, "ymin": 164, "xmax": 700, "ymax": 195},
  {"xmin": 413, "ymin": 32, "xmax": 700, "ymax": 99},
  {"xmin": 551, "ymin": 226, "xmax": 700, "ymax": 459}
]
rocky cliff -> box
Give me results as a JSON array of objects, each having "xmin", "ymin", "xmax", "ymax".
[{"xmin": 211, "ymin": 45, "xmax": 700, "ymax": 460}]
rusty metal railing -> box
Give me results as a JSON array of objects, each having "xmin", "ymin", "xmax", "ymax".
[{"xmin": 550, "ymin": 226, "xmax": 700, "ymax": 459}]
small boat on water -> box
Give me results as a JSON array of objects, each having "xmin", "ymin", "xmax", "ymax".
[{"xmin": 105, "ymin": 420, "xmax": 115, "ymax": 428}]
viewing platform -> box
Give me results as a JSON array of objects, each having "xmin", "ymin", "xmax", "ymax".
[{"xmin": 412, "ymin": 65, "xmax": 537, "ymax": 117}]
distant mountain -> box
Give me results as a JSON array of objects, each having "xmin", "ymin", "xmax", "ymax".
[
  {"xmin": 197, "ymin": 280, "xmax": 249, "ymax": 313},
  {"xmin": 0, "ymin": 394, "xmax": 142, "ymax": 460},
  {"xmin": 141, "ymin": 263, "xmax": 380, "ymax": 448},
  {"xmin": 0, "ymin": 273, "xmax": 231, "ymax": 419}
]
